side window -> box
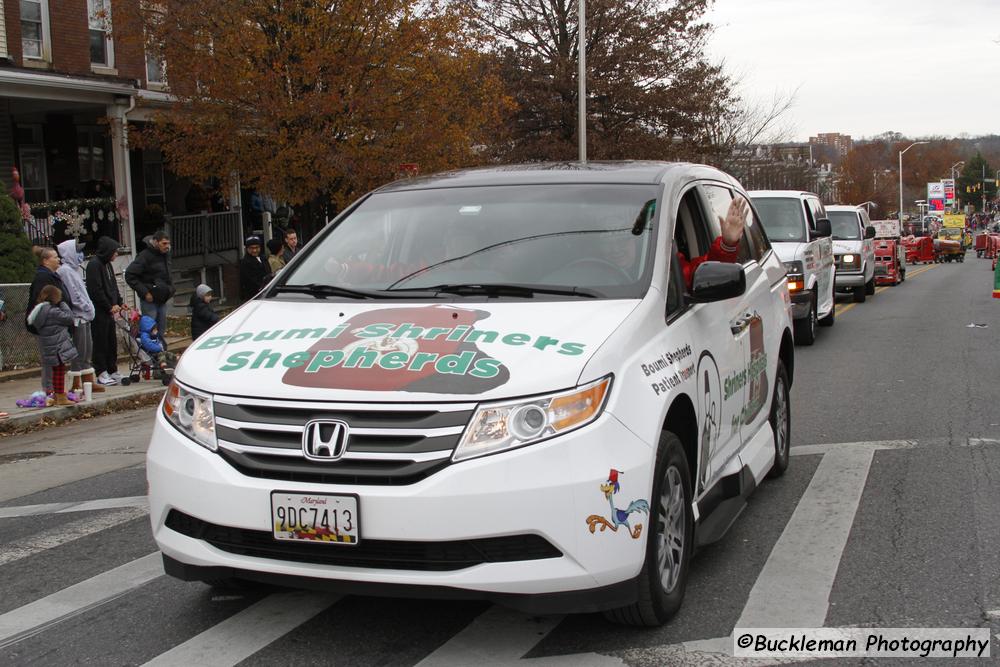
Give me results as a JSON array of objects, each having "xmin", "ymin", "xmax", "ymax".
[
  {"xmin": 737, "ymin": 193, "xmax": 769, "ymax": 260},
  {"xmin": 809, "ymin": 198, "xmax": 826, "ymax": 223},
  {"xmin": 701, "ymin": 184, "xmax": 752, "ymax": 264},
  {"xmin": 802, "ymin": 199, "xmax": 815, "ymax": 230}
]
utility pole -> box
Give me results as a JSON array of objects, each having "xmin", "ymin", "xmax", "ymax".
[{"xmin": 577, "ymin": 0, "xmax": 586, "ymax": 163}]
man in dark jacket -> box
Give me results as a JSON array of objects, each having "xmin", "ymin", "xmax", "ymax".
[
  {"xmin": 125, "ymin": 231, "xmax": 173, "ymax": 348},
  {"xmin": 190, "ymin": 284, "xmax": 220, "ymax": 341},
  {"xmin": 86, "ymin": 236, "xmax": 125, "ymax": 384},
  {"xmin": 239, "ymin": 236, "xmax": 271, "ymax": 301},
  {"xmin": 280, "ymin": 228, "xmax": 300, "ymax": 264},
  {"xmin": 27, "ymin": 247, "xmax": 73, "ymax": 392}
]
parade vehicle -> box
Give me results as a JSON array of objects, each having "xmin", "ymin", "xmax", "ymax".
[
  {"xmin": 147, "ymin": 162, "xmax": 795, "ymax": 627},
  {"xmin": 825, "ymin": 205, "xmax": 876, "ymax": 302},
  {"xmin": 934, "ymin": 229, "xmax": 964, "ymax": 263},
  {"xmin": 904, "ymin": 235, "xmax": 935, "ymax": 264},
  {"xmin": 975, "ymin": 234, "xmax": 989, "ymax": 258},
  {"xmin": 873, "ymin": 239, "xmax": 905, "ymax": 286},
  {"xmin": 748, "ymin": 190, "xmax": 835, "ymax": 344}
]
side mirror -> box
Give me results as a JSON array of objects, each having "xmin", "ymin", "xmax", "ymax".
[
  {"xmin": 812, "ymin": 218, "xmax": 832, "ymax": 239},
  {"xmin": 864, "ymin": 226, "xmax": 876, "ymax": 239},
  {"xmin": 689, "ymin": 262, "xmax": 746, "ymax": 303}
]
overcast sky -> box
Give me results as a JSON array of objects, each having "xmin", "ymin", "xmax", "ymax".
[{"xmin": 705, "ymin": 0, "xmax": 1000, "ymax": 142}]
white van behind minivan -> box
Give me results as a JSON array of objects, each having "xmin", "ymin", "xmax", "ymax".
[
  {"xmin": 148, "ymin": 162, "xmax": 795, "ymax": 627},
  {"xmin": 749, "ymin": 190, "xmax": 835, "ymax": 345},
  {"xmin": 825, "ymin": 205, "xmax": 877, "ymax": 302}
]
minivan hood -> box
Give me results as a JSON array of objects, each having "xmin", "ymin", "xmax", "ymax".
[
  {"xmin": 177, "ymin": 299, "xmax": 640, "ymax": 402},
  {"xmin": 769, "ymin": 242, "xmax": 801, "ymax": 263}
]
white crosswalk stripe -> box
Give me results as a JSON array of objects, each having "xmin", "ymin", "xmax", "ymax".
[
  {"xmin": 0, "ymin": 495, "xmax": 148, "ymax": 519},
  {"xmin": 142, "ymin": 591, "xmax": 339, "ymax": 667},
  {"xmin": 0, "ymin": 505, "xmax": 148, "ymax": 566},
  {"xmin": 0, "ymin": 552, "xmax": 163, "ymax": 648}
]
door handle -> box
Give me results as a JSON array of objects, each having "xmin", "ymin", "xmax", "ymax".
[{"xmin": 730, "ymin": 312, "xmax": 752, "ymax": 335}]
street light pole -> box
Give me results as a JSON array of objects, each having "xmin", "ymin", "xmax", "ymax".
[
  {"xmin": 577, "ymin": 0, "xmax": 586, "ymax": 163},
  {"xmin": 899, "ymin": 141, "xmax": 928, "ymax": 230}
]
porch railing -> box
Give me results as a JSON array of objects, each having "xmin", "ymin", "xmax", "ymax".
[
  {"xmin": 23, "ymin": 197, "xmax": 123, "ymax": 252},
  {"xmin": 164, "ymin": 210, "xmax": 244, "ymax": 260}
]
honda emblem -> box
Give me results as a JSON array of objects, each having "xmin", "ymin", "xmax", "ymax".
[{"xmin": 302, "ymin": 420, "xmax": 350, "ymax": 461}]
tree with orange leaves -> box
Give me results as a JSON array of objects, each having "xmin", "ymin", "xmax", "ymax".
[{"xmin": 123, "ymin": 1, "xmax": 512, "ymax": 208}]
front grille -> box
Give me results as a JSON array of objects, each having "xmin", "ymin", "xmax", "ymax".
[
  {"xmin": 213, "ymin": 396, "xmax": 475, "ymax": 485},
  {"xmin": 165, "ymin": 510, "xmax": 562, "ymax": 571}
]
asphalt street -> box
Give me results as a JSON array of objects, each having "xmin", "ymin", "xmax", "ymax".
[{"xmin": 1, "ymin": 257, "xmax": 999, "ymax": 666}]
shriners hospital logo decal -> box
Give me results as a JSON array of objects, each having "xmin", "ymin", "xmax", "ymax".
[
  {"xmin": 586, "ymin": 469, "xmax": 650, "ymax": 539},
  {"xmin": 196, "ymin": 306, "xmax": 588, "ymax": 395}
]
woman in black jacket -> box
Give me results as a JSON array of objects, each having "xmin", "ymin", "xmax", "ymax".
[{"xmin": 86, "ymin": 236, "xmax": 125, "ymax": 384}]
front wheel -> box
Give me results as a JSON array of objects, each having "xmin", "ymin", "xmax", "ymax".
[
  {"xmin": 793, "ymin": 297, "xmax": 817, "ymax": 345},
  {"xmin": 852, "ymin": 285, "xmax": 866, "ymax": 303},
  {"xmin": 604, "ymin": 431, "xmax": 693, "ymax": 627},
  {"xmin": 767, "ymin": 361, "xmax": 791, "ymax": 479},
  {"xmin": 865, "ymin": 277, "xmax": 876, "ymax": 295}
]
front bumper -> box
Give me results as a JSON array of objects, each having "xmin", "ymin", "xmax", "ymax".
[
  {"xmin": 789, "ymin": 288, "xmax": 813, "ymax": 319},
  {"xmin": 147, "ymin": 407, "xmax": 655, "ymax": 611},
  {"xmin": 835, "ymin": 271, "xmax": 866, "ymax": 288}
]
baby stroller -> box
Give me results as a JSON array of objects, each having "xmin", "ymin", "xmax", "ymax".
[{"xmin": 114, "ymin": 309, "xmax": 172, "ymax": 386}]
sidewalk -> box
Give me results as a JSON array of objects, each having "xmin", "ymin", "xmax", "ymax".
[{"xmin": 0, "ymin": 335, "xmax": 190, "ymax": 434}]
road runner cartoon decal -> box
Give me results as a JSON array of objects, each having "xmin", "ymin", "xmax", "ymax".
[{"xmin": 586, "ymin": 469, "xmax": 650, "ymax": 539}]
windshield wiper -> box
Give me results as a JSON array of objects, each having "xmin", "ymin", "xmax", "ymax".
[
  {"xmin": 271, "ymin": 283, "xmax": 392, "ymax": 299},
  {"xmin": 390, "ymin": 283, "xmax": 601, "ymax": 298}
]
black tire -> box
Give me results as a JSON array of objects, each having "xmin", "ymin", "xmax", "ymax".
[
  {"xmin": 818, "ymin": 298, "xmax": 835, "ymax": 326},
  {"xmin": 120, "ymin": 377, "xmax": 131, "ymax": 386},
  {"xmin": 604, "ymin": 431, "xmax": 693, "ymax": 627},
  {"xmin": 767, "ymin": 361, "xmax": 791, "ymax": 479},
  {"xmin": 793, "ymin": 297, "xmax": 817, "ymax": 345},
  {"xmin": 852, "ymin": 285, "xmax": 866, "ymax": 303},
  {"xmin": 900, "ymin": 266, "xmax": 905, "ymax": 282},
  {"xmin": 865, "ymin": 278, "xmax": 875, "ymax": 295}
]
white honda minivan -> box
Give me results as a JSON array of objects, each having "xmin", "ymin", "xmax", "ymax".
[{"xmin": 148, "ymin": 162, "xmax": 794, "ymax": 626}]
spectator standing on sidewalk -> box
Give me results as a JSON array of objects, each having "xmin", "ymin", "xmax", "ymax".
[
  {"xmin": 27, "ymin": 247, "xmax": 73, "ymax": 393},
  {"xmin": 239, "ymin": 236, "xmax": 271, "ymax": 301},
  {"xmin": 266, "ymin": 238, "xmax": 285, "ymax": 275},
  {"xmin": 280, "ymin": 228, "xmax": 300, "ymax": 264},
  {"xmin": 56, "ymin": 239, "xmax": 103, "ymax": 394},
  {"xmin": 125, "ymin": 231, "xmax": 173, "ymax": 349},
  {"xmin": 27, "ymin": 285, "xmax": 78, "ymax": 405},
  {"xmin": 0, "ymin": 295, "xmax": 6, "ymax": 420},
  {"xmin": 189, "ymin": 284, "xmax": 220, "ymax": 341},
  {"xmin": 86, "ymin": 236, "xmax": 125, "ymax": 386}
]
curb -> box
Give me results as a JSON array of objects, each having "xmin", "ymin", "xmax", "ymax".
[{"xmin": 0, "ymin": 384, "xmax": 167, "ymax": 435}]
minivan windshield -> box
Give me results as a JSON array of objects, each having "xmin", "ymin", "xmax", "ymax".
[
  {"xmin": 752, "ymin": 197, "xmax": 807, "ymax": 243},
  {"xmin": 276, "ymin": 184, "xmax": 660, "ymax": 300},
  {"xmin": 828, "ymin": 211, "xmax": 862, "ymax": 240}
]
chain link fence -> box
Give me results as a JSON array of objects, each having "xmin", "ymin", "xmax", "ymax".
[{"xmin": 0, "ymin": 284, "xmax": 39, "ymax": 372}]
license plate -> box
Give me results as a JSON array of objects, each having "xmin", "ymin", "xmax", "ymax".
[{"xmin": 270, "ymin": 492, "xmax": 360, "ymax": 545}]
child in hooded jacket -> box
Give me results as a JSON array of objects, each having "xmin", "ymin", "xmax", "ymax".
[
  {"xmin": 27, "ymin": 285, "xmax": 79, "ymax": 405},
  {"xmin": 138, "ymin": 315, "xmax": 177, "ymax": 373}
]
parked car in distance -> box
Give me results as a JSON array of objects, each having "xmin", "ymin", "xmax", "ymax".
[
  {"xmin": 825, "ymin": 205, "xmax": 876, "ymax": 302},
  {"xmin": 749, "ymin": 190, "xmax": 835, "ymax": 345}
]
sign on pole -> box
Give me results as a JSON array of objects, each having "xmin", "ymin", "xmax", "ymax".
[
  {"xmin": 942, "ymin": 179, "xmax": 955, "ymax": 204},
  {"xmin": 943, "ymin": 213, "xmax": 965, "ymax": 228}
]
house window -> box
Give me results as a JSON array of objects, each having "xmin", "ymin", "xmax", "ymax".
[
  {"xmin": 77, "ymin": 127, "xmax": 108, "ymax": 183},
  {"xmin": 143, "ymin": 150, "xmax": 166, "ymax": 205},
  {"xmin": 21, "ymin": 0, "xmax": 49, "ymax": 60},
  {"xmin": 87, "ymin": 0, "xmax": 114, "ymax": 67},
  {"xmin": 145, "ymin": 52, "xmax": 165, "ymax": 85}
]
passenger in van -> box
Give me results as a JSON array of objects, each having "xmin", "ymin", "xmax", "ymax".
[{"xmin": 677, "ymin": 197, "xmax": 748, "ymax": 289}]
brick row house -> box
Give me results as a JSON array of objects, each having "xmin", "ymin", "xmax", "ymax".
[{"xmin": 0, "ymin": 0, "xmax": 243, "ymax": 304}]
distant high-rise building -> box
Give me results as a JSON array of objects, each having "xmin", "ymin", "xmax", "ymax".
[{"xmin": 809, "ymin": 133, "xmax": 854, "ymax": 157}]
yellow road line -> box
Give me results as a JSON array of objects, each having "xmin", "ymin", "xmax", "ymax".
[{"xmin": 835, "ymin": 263, "xmax": 938, "ymax": 314}]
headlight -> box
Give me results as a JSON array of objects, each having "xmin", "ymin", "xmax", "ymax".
[
  {"xmin": 453, "ymin": 376, "xmax": 612, "ymax": 462},
  {"xmin": 162, "ymin": 380, "xmax": 217, "ymax": 451},
  {"xmin": 842, "ymin": 254, "xmax": 856, "ymax": 263},
  {"xmin": 783, "ymin": 261, "xmax": 804, "ymax": 292}
]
